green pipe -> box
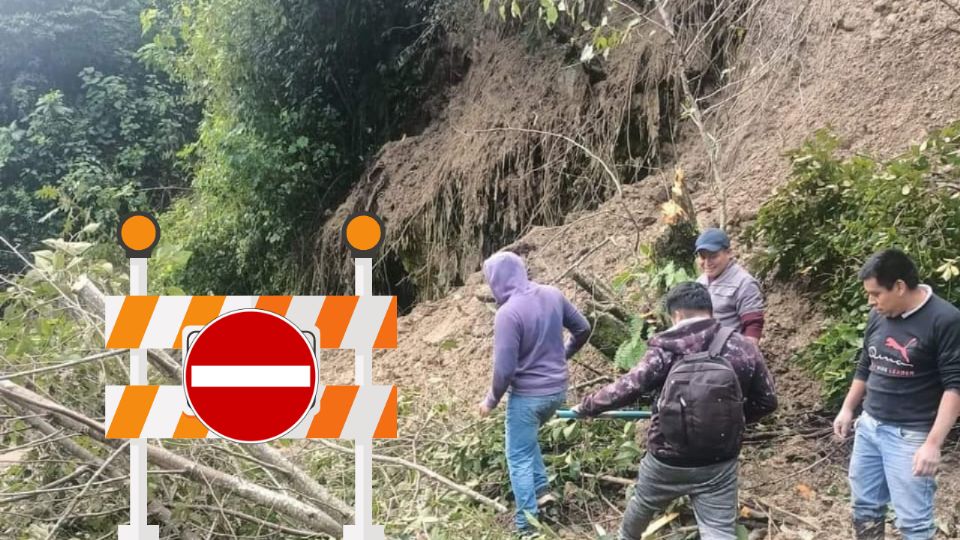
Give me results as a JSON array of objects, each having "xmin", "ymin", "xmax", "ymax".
[{"xmin": 556, "ymin": 409, "xmax": 651, "ymax": 420}]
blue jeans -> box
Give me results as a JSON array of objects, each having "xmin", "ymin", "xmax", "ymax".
[
  {"xmin": 505, "ymin": 391, "xmax": 566, "ymax": 531},
  {"xmin": 849, "ymin": 412, "xmax": 937, "ymax": 540}
]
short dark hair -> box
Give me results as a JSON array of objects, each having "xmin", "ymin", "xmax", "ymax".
[
  {"xmin": 663, "ymin": 282, "xmax": 713, "ymax": 316},
  {"xmin": 858, "ymin": 249, "xmax": 919, "ymax": 290}
]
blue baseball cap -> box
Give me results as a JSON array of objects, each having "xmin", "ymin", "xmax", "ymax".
[{"xmin": 695, "ymin": 228, "xmax": 730, "ymax": 253}]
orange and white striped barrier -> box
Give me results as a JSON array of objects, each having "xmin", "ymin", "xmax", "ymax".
[
  {"xmin": 104, "ymin": 385, "xmax": 398, "ymax": 439},
  {"xmin": 104, "ymin": 295, "xmax": 397, "ymax": 350}
]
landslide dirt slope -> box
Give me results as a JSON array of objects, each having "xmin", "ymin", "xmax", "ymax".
[{"xmin": 318, "ymin": 0, "xmax": 960, "ymax": 537}]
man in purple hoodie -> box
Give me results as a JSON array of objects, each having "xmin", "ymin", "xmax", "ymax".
[{"xmin": 477, "ymin": 251, "xmax": 591, "ymax": 534}]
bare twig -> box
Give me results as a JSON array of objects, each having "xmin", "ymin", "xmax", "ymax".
[
  {"xmin": 744, "ymin": 494, "xmax": 822, "ymax": 531},
  {"xmin": 466, "ymin": 127, "xmax": 645, "ymax": 251},
  {"xmin": 938, "ymin": 0, "xmax": 960, "ymax": 19},
  {"xmin": 0, "ymin": 465, "xmax": 88, "ymax": 503},
  {"xmin": 541, "ymin": 209, "xmax": 613, "ymax": 251},
  {"xmin": 744, "ymin": 445, "xmax": 842, "ymax": 490},
  {"xmin": 572, "ymin": 376, "xmax": 613, "ymax": 391},
  {"xmin": 0, "ymin": 429, "xmax": 72, "ymax": 455},
  {"xmin": 243, "ymin": 443, "xmax": 354, "ymax": 521},
  {"xmin": 581, "ymin": 472, "xmax": 635, "ymax": 487},
  {"xmin": 45, "ymin": 441, "xmax": 130, "ymax": 540},
  {"xmin": 549, "ymin": 237, "xmax": 613, "ymax": 283},
  {"xmin": 0, "ymin": 350, "xmax": 127, "ymax": 381}
]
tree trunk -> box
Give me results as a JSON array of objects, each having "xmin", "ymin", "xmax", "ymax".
[{"xmin": 571, "ymin": 271, "xmax": 632, "ymax": 360}]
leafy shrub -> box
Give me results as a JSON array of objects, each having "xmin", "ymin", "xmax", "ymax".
[
  {"xmin": 430, "ymin": 411, "xmax": 642, "ymax": 501},
  {"xmin": 145, "ymin": 0, "xmax": 440, "ymax": 295},
  {"xmin": 482, "ymin": 0, "xmax": 643, "ymax": 62},
  {"xmin": 610, "ymin": 245, "xmax": 697, "ymax": 370},
  {"xmin": 746, "ymin": 123, "xmax": 960, "ymax": 407}
]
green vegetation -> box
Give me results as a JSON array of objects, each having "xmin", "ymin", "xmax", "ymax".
[
  {"xmin": 144, "ymin": 0, "xmax": 440, "ymax": 295},
  {"xmin": 483, "ymin": 0, "xmax": 641, "ymax": 60},
  {"xmin": 611, "ymin": 245, "xmax": 697, "ymax": 370},
  {"xmin": 747, "ymin": 123, "xmax": 960, "ymax": 407},
  {"xmin": 0, "ymin": 0, "xmax": 197, "ymax": 273}
]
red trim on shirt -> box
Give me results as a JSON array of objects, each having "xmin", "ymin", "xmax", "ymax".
[{"xmin": 740, "ymin": 311, "xmax": 764, "ymax": 340}]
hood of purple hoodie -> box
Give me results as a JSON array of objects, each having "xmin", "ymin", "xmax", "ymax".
[{"xmin": 482, "ymin": 251, "xmax": 533, "ymax": 305}]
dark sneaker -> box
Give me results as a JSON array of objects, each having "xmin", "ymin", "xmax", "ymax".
[{"xmin": 854, "ymin": 519, "xmax": 884, "ymax": 540}]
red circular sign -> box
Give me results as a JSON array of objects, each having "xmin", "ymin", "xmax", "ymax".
[{"xmin": 183, "ymin": 309, "xmax": 318, "ymax": 443}]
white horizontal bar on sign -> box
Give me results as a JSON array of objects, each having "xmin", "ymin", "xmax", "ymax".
[{"xmin": 190, "ymin": 365, "xmax": 312, "ymax": 387}]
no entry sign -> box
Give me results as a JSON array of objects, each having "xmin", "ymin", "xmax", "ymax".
[{"xmin": 183, "ymin": 309, "xmax": 318, "ymax": 443}]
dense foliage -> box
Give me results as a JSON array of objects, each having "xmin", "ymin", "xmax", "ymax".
[
  {"xmin": 746, "ymin": 123, "xmax": 960, "ymax": 406},
  {"xmin": 0, "ymin": 0, "xmax": 197, "ymax": 273},
  {"xmin": 144, "ymin": 0, "xmax": 440, "ymax": 294},
  {"xmin": 610, "ymin": 247, "xmax": 697, "ymax": 371}
]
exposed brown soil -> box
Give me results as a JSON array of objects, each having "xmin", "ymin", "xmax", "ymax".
[{"xmin": 319, "ymin": 0, "xmax": 960, "ymax": 536}]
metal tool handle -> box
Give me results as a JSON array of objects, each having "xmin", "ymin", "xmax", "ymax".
[{"xmin": 556, "ymin": 409, "xmax": 651, "ymax": 419}]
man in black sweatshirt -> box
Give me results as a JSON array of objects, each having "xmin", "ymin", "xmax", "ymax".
[{"xmin": 834, "ymin": 249, "xmax": 960, "ymax": 540}]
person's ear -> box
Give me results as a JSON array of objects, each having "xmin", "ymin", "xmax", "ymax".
[{"xmin": 895, "ymin": 280, "xmax": 906, "ymax": 296}]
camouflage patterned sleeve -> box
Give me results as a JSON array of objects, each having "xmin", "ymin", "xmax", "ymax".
[
  {"xmin": 745, "ymin": 351, "xmax": 778, "ymax": 422},
  {"xmin": 578, "ymin": 347, "xmax": 672, "ymax": 416}
]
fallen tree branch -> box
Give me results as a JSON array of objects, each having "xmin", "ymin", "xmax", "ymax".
[
  {"xmin": 571, "ymin": 271, "xmax": 631, "ymax": 322},
  {"xmin": 192, "ymin": 504, "xmax": 324, "ymax": 537},
  {"xmin": 74, "ymin": 276, "xmax": 182, "ymax": 381},
  {"xmin": 744, "ymin": 494, "xmax": 822, "ymax": 531},
  {"xmin": 0, "ymin": 398, "xmax": 202, "ymax": 539},
  {"xmin": 244, "ymin": 443, "xmax": 354, "ymax": 522},
  {"xmin": 581, "ymin": 472, "xmax": 635, "ymax": 487},
  {"xmin": 316, "ymin": 439, "xmax": 509, "ymax": 513},
  {"xmin": 0, "ymin": 380, "xmax": 346, "ymax": 536}
]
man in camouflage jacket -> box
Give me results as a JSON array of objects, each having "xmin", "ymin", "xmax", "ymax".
[{"xmin": 574, "ymin": 282, "xmax": 777, "ymax": 540}]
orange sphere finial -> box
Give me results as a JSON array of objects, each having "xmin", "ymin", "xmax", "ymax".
[
  {"xmin": 342, "ymin": 213, "xmax": 385, "ymax": 256},
  {"xmin": 117, "ymin": 212, "xmax": 160, "ymax": 258}
]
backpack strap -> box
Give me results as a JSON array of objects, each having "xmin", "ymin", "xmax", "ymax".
[
  {"xmin": 708, "ymin": 326, "xmax": 735, "ymax": 357},
  {"xmin": 675, "ymin": 326, "xmax": 735, "ymax": 364}
]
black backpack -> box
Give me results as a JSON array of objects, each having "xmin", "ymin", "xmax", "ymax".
[{"xmin": 657, "ymin": 327, "xmax": 745, "ymax": 461}]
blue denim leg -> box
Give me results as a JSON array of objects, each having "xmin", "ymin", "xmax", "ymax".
[
  {"xmin": 505, "ymin": 392, "xmax": 565, "ymax": 530},
  {"xmin": 849, "ymin": 413, "xmax": 890, "ymax": 523},
  {"xmin": 533, "ymin": 393, "xmax": 564, "ymax": 495},
  {"xmin": 878, "ymin": 423, "xmax": 936, "ymax": 540}
]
